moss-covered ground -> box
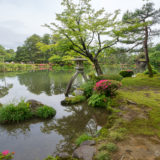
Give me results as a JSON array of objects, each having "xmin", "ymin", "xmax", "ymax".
[{"xmin": 95, "ymin": 73, "xmax": 160, "ymax": 160}]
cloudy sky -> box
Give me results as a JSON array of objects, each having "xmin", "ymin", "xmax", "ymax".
[{"xmin": 0, "ymin": 0, "xmax": 159, "ymax": 49}]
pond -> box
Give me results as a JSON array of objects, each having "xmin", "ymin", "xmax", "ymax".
[{"xmin": 0, "ymin": 70, "xmax": 108, "ymax": 160}]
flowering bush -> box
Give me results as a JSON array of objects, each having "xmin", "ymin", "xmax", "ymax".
[
  {"xmin": 119, "ymin": 70, "xmax": 134, "ymax": 77},
  {"xmin": 0, "ymin": 150, "xmax": 15, "ymax": 160},
  {"xmin": 94, "ymin": 80, "xmax": 121, "ymax": 97}
]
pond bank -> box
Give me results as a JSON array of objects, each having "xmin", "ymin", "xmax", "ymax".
[{"xmin": 46, "ymin": 73, "xmax": 160, "ymax": 160}]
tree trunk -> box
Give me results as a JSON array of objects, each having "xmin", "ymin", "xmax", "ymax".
[
  {"xmin": 93, "ymin": 58, "xmax": 103, "ymax": 76},
  {"xmin": 144, "ymin": 26, "xmax": 153, "ymax": 77}
]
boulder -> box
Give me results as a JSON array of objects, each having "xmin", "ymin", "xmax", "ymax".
[
  {"xmin": 73, "ymin": 145, "xmax": 96, "ymax": 160},
  {"xmin": 57, "ymin": 152, "xmax": 70, "ymax": 159},
  {"xmin": 27, "ymin": 99, "xmax": 43, "ymax": 111}
]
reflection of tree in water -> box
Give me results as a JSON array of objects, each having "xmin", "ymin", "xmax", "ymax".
[
  {"xmin": 17, "ymin": 71, "xmax": 79, "ymax": 95},
  {"xmin": 18, "ymin": 71, "xmax": 53, "ymax": 95},
  {"xmin": 0, "ymin": 119, "xmax": 52, "ymax": 138},
  {"xmin": 40, "ymin": 103, "xmax": 107, "ymax": 154},
  {"xmin": 0, "ymin": 83, "xmax": 13, "ymax": 98}
]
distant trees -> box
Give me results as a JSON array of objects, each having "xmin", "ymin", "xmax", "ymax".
[
  {"xmin": 121, "ymin": 2, "xmax": 160, "ymax": 77},
  {"xmin": 0, "ymin": 45, "xmax": 15, "ymax": 62}
]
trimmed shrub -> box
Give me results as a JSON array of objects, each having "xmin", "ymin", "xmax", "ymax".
[
  {"xmin": 61, "ymin": 95, "xmax": 86, "ymax": 105},
  {"xmin": 119, "ymin": 70, "xmax": 134, "ymax": 77},
  {"xmin": 88, "ymin": 94, "xmax": 110, "ymax": 108},
  {"xmin": 81, "ymin": 81, "xmax": 95, "ymax": 98},
  {"xmin": 0, "ymin": 102, "xmax": 32, "ymax": 124},
  {"xmin": 94, "ymin": 80, "xmax": 121, "ymax": 97},
  {"xmin": 75, "ymin": 133, "xmax": 92, "ymax": 146},
  {"xmin": 36, "ymin": 105, "xmax": 56, "ymax": 119}
]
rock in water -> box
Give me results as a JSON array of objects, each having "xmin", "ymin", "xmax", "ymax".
[{"xmin": 27, "ymin": 99, "xmax": 43, "ymax": 111}]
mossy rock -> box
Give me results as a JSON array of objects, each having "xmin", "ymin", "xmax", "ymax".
[{"xmin": 61, "ymin": 96, "xmax": 86, "ymax": 105}]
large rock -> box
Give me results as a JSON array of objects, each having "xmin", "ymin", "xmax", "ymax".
[
  {"xmin": 73, "ymin": 140, "xmax": 96, "ymax": 160},
  {"xmin": 27, "ymin": 99, "xmax": 43, "ymax": 111},
  {"xmin": 57, "ymin": 152, "xmax": 70, "ymax": 159},
  {"xmin": 73, "ymin": 145, "xmax": 96, "ymax": 160}
]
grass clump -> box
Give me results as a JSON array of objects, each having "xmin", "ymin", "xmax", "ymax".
[
  {"xmin": 61, "ymin": 95, "xmax": 86, "ymax": 105},
  {"xmin": 75, "ymin": 133, "xmax": 92, "ymax": 146},
  {"xmin": 95, "ymin": 151, "xmax": 111, "ymax": 160},
  {"xmin": 0, "ymin": 101, "xmax": 56, "ymax": 124},
  {"xmin": 0, "ymin": 101, "xmax": 32, "ymax": 124},
  {"xmin": 36, "ymin": 105, "xmax": 56, "ymax": 119},
  {"xmin": 95, "ymin": 74, "xmax": 123, "ymax": 82},
  {"xmin": 99, "ymin": 143, "xmax": 118, "ymax": 153}
]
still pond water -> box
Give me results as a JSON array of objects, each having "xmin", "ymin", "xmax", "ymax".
[{"xmin": 0, "ymin": 70, "xmax": 109, "ymax": 160}]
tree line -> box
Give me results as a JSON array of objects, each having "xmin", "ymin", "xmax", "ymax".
[{"xmin": 0, "ymin": 0, "xmax": 159, "ymax": 77}]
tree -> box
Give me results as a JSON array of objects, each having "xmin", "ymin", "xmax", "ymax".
[
  {"xmin": 122, "ymin": 2, "xmax": 160, "ymax": 77},
  {"xmin": 46, "ymin": 0, "xmax": 120, "ymax": 75}
]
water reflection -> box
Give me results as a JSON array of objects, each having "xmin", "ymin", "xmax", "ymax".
[
  {"xmin": 17, "ymin": 71, "xmax": 82, "ymax": 95},
  {"xmin": 40, "ymin": 103, "xmax": 107, "ymax": 154},
  {"xmin": 0, "ymin": 71, "xmax": 106, "ymax": 160}
]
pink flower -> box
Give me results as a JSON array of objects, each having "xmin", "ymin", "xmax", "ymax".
[{"xmin": 2, "ymin": 150, "xmax": 9, "ymax": 156}]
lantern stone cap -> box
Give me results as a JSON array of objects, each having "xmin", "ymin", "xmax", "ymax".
[{"xmin": 72, "ymin": 57, "xmax": 87, "ymax": 61}]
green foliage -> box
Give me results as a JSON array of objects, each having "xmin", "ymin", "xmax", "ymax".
[
  {"xmin": 0, "ymin": 101, "xmax": 32, "ymax": 124},
  {"xmin": 99, "ymin": 143, "xmax": 118, "ymax": 153},
  {"xmin": 95, "ymin": 151, "xmax": 111, "ymax": 160},
  {"xmin": 61, "ymin": 96, "xmax": 86, "ymax": 105},
  {"xmin": 144, "ymin": 68, "xmax": 158, "ymax": 75},
  {"xmin": 88, "ymin": 94, "xmax": 110, "ymax": 108},
  {"xmin": 75, "ymin": 133, "xmax": 92, "ymax": 146},
  {"xmin": 122, "ymin": 73, "xmax": 160, "ymax": 88},
  {"xmin": 44, "ymin": 156, "xmax": 57, "ymax": 160},
  {"xmin": 0, "ymin": 63, "xmax": 35, "ymax": 72},
  {"xmin": 93, "ymin": 74, "xmax": 123, "ymax": 82},
  {"xmin": 35, "ymin": 105, "xmax": 56, "ymax": 119},
  {"xmin": 119, "ymin": 70, "xmax": 134, "ymax": 77},
  {"xmin": 81, "ymin": 81, "xmax": 95, "ymax": 98}
]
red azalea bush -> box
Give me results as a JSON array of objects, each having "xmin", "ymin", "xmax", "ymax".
[
  {"xmin": 94, "ymin": 80, "xmax": 121, "ymax": 96},
  {"xmin": 0, "ymin": 150, "xmax": 15, "ymax": 160},
  {"xmin": 119, "ymin": 70, "xmax": 134, "ymax": 77}
]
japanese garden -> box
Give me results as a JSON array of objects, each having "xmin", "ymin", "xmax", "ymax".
[{"xmin": 0, "ymin": 0, "xmax": 160, "ymax": 160}]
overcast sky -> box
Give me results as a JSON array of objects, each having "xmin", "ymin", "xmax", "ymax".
[{"xmin": 0, "ymin": 0, "xmax": 159, "ymax": 49}]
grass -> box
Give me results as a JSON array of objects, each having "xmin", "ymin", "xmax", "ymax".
[
  {"xmin": 0, "ymin": 101, "xmax": 56, "ymax": 124},
  {"xmin": 115, "ymin": 73, "xmax": 160, "ymax": 137},
  {"xmin": 61, "ymin": 95, "xmax": 86, "ymax": 105},
  {"xmin": 75, "ymin": 133, "xmax": 92, "ymax": 146},
  {"xmin": 122, "ymin": 73, "xmax": 160, "ymax": 88}
]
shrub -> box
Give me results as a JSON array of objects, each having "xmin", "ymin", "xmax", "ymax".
[
  {"xmin": 94, "ymin": 74, "xmax": 123, "ymax": 82},
  {"xmin": 95, "ymin": 151, "xmax": 111, "ymax": 160},
  {"xmin": 0, "ymin": 150, "xmax": 15, "ymax": 160},
  {"xmin": 61, "ymin": 95, "xmax": 86, "ymax": 105},
  {"xmin": 0, "ymin": 102, "xmax": 32, "ymax": 124},
  {"xmin": 94, "ymin": 80, "xmax": 121, "ymax": 97},
  {"xmin": 144, "ymin": 68, "xmax": 158, "ymax": 74},
  {"xmin": 75, "ymin": 133, "xmax": 92, "ymax": 146},
  {"xmin": 88, "ymin": 94, "xmax": 110, "ymax": 108},
  {"xmin": 119, "ymin": 70, "xmax": 134, "ymax": 77},
  {"xmin": 81, "ymin": 81, "xmax": 95, "ymax": 98},
  {"xmin": 44, "ymin": 156, "xmax": 57, "ymax": 160},
  {"xmin": 36, "ymin": 105, "xmax": 56, "ymax": 119}
]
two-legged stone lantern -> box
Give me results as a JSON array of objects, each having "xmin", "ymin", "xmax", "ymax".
[{"xmin": 65, "ymin": 57, "xmax": 87, "ymax": 97}]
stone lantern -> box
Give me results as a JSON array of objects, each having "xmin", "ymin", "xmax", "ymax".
[{"xmin": 65, "ymin": 57, "xmax": 87, "ymax": 97}]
